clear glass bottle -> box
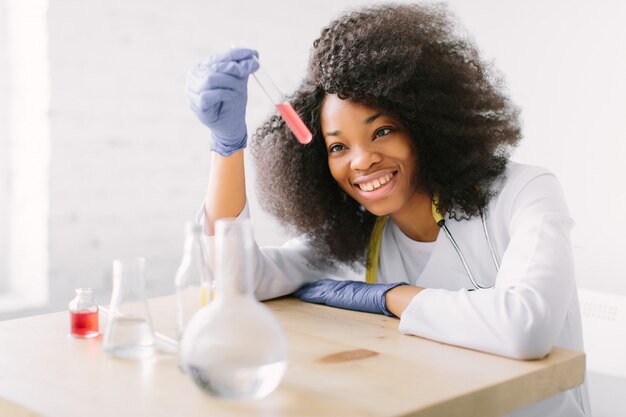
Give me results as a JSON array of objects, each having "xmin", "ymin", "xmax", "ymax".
[
  {"xmin": 102, "ymin": 257, "xmax": 156, "ymax": 359},
  {"xmin": 179, "ymin": 218, "xmax": 288, "ymax": 400},
  {"xmin": 175, "ymin": 222, "xmax": 211, "ymax": 340},
  {"xmin": 69, "ymin": 288, "xmax": 100, "ymax": 339}
]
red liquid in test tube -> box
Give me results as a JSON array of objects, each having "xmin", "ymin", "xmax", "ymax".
[
  {"xmin": 243, "ymin": 47, "xmax": 312, "ymax": 145},
  {"xmin": 275, "ymin": 103, "xmax": 313, "ymax": 144},
  {"xmin": 70, "ymin": 310, "xmax": 100, "ymax": 338}
]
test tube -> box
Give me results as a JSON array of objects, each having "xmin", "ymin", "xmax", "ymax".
[{"xmin": 250, "ymin": 57, "xmax": 312, "ymax": 145}]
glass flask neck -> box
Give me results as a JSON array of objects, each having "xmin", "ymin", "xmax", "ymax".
[
  {"xmin": 183, "ymin": 222, "xmax": 204, "ymax": 256},
  {"xmin": 214, "ymin": 218, "xmax": 253, "ymax": 299}
]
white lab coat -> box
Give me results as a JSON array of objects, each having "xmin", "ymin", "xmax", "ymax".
[{"xmin": 201, "ymin": 162, "xmax": 591, "ymax": 417}]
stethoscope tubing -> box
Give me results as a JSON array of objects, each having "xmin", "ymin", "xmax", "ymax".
[
  {"xmin": 482, "ymin": 213, "xmax": 501, "ymax": 273},
  {"xmin": 439, "ymin": 212, "xmax": 499, "ymax": 290}
]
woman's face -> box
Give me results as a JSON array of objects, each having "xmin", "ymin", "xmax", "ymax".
[{"xmin": 320, "ymin": 94, "xmax": 418, "ymax": 216}]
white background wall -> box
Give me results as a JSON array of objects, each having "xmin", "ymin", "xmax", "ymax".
[{"xmin": 1, "ymin": 0, "xmax": 625, "ymax": 415}]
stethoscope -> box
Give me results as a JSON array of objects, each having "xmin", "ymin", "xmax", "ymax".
[
  {"xmin": 430, "ymin": 199, "xmax": 499, "ymax": 289},
  {"xmin": 366, "ymin": 198, "xmax": 500, "ymax": 290}
]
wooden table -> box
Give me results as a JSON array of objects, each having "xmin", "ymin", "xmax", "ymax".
[{"xmin": 0, "ymin": 295, "xmax": 585, "ymax": 417}]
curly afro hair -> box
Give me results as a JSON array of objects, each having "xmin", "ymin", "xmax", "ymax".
[{"xmin": 251, "ymin": 3, "xmax": 522, "ymax": 268}]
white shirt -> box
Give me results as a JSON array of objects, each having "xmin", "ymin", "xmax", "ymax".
[
  {"xmin": 200, "ymin": 162, "xmax": 590, "ymax": 417},
  {"xmin": 384, "ymin": 221, "xmax": 436, "ymax": 280}
]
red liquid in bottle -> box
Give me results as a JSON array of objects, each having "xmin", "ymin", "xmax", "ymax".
[
  {"xmin": 70, "ymin": 310, "xmax": 100, "ymax": 338},
  {"xmin": 276, "ymin": 102, "xmax": 313, "ymax": 144}
]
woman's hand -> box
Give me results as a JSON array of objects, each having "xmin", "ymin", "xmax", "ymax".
[
  {"xmin": 185, "ymin": 48, "xmax": 259, "ymax": 156},
  {"xmin": 292, "ymin": 279, "xmax": 409, "ymax": 317}
]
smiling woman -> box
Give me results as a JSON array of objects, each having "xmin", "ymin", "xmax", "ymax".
[{"xmin": 186, "ymin": 3, "xmax": 590, "ymax": 416}]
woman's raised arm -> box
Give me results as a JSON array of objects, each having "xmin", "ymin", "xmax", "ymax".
[
  {"xmin": 204, "ymin": 151, "xmax": 246, "ymax": 231},
  {"xmin": 184, "ymin": 48, "xmax": 259, "ymax": 232}
]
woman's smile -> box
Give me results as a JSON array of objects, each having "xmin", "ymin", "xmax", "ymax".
[{"xmin": 352, "ymin": 170, "xmax": 398, "ymax": 200}]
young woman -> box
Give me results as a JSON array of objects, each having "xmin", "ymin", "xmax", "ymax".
[{"xmin": 185, "ymin": 4, "xmax": 589, "ymax": 416}]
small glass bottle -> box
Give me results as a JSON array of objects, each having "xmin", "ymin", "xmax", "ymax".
[
  {"xmin": 69, "ymin": 288, "xmax": 100, "ymax": 339},
  {"xmin": 179, "ymin": 218, "xmax": 288, "ymax": 401},
  {"xmin": 175, "ymin": 222, "xmax": 211, "ymax": 340}
]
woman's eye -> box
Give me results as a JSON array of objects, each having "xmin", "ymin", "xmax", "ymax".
[
  {"xmin": 374, "ymin": 128, "xmax": 392, "ymax": 138},
  {"xmin": 329, "ymin": 144, "xmax": 346, "ymax": 153}
]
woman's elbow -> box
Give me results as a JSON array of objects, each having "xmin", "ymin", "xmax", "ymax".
[
  {"xmin": 495, "ymin": 290, "xmax": 558, "ymax": 360},
  {"xmin": 501, "ymin": 316, "xmax": 554, "ymax": 360},
  {"xmin": 504, "ymin": 337, "xmax": 552, "ymax": 360}
]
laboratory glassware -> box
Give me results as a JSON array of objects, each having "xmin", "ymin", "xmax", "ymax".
[
  {"xmin": 253, "ymin": 65, "xmax": 312, "ymax": 144},
  {"xmin": 102, "ymin": 257, "xmax": 156, "ymax": 359},
  {"xmin": 175, "ymin": 222, "xmax": 211, "ymax": 340},
  {"xmin": 179, "ymin": 218, "xmax": 288, "ymax": 400},
  {"xmin": 233, "ymin": 41, "xmax": 312, "ymax": 144},
  {"xmin": 69, "ymin": 288, "xmax": 99, "ymax": 338}
]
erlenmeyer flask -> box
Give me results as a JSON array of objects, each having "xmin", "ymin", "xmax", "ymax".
[
  {"xmin": 179, "ymin": 218, "xmax": 288, "ymax": 400},
  {"xmin": 103, "ymin": 257, "xmax": 156, "ymax": 359}
]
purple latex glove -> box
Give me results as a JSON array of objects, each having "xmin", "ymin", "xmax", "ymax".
[
  {"xmin": 292, "ymin": 279, "xmax": 407, "ymax": 317},
  {"xmin": 185, "ymin": 48, "xmax": 259, "ymax": 157}
]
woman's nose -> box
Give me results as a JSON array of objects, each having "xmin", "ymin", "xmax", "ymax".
[{"xmin": 349, "ymin": 145, "xmax": 382, "ymax": 171}]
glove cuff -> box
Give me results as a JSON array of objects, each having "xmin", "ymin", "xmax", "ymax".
[
  {"xmin": 210, "ymin": 132, "xmax": 248, "ymax": 157},
  {"xmin": 380, "ymin": 282, "xmax": 409, "ymax": 317}
]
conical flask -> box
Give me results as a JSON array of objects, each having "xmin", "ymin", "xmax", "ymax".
[
  {"xmin": 179, "ymin": 218, "xmax": 288, "ymax": 400},
  {"xmin": 103, "ymin": 257, "xmax": 156, "ymax": 359}
]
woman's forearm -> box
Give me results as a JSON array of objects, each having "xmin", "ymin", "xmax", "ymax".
[
  {"xmin": 385, "ymin": 285, "xmax": 423, "ymax": 317},
  {"xmin": 204, "ymin": 150, "xmax": 247, "ymax": 234}
]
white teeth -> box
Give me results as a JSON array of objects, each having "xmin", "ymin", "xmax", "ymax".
[{"xmin": 358, "ymin": 173, "xmax": 394, "ymax": 191}]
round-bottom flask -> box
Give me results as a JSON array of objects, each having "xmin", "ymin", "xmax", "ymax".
[{"xmin": 179, "ymin": 218, "xmax": 287, "ymax": 400}]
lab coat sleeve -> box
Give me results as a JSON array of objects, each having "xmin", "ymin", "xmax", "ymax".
[
  {"xmin": 196, "ymin": 202, "xmax": 338, "ymax": 301},
  {"xmin": 398, "ymin": 172, "xmax": 576, "ymax": 359}
]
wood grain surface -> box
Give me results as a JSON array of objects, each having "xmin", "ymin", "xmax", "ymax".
[{"xmin": 0, "ymin": 296, "xmax": 585, "ymax": 417}]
